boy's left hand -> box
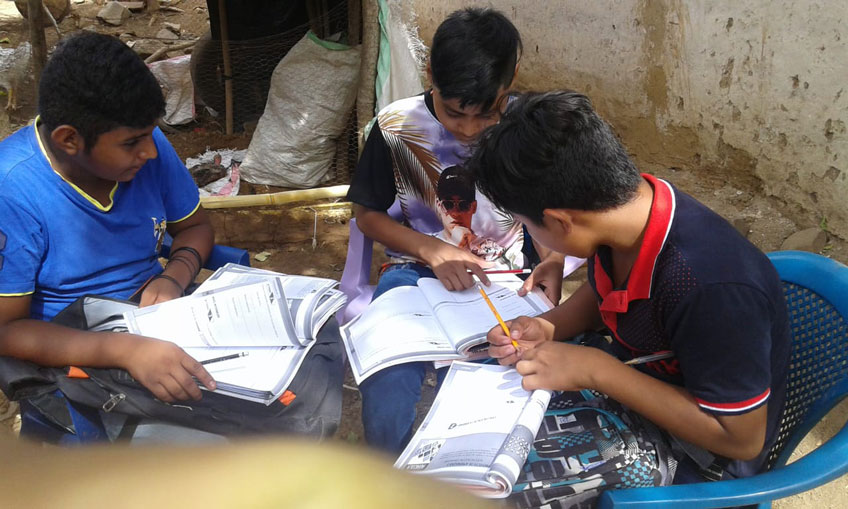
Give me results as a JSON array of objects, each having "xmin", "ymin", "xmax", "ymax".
[
  {"xmin": 139, "ymin": 278, "xmax": 184, "ymax": 307},
  {"xmin": 516, "ymin": 341, "xmax": 618, "ymax": 392},
  {"xmin": 519, "ymin": 258, "xmax": 564, "ymax": 305}
]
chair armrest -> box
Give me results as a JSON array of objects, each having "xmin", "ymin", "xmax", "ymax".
[
  {"xmin": 205, "ymin": 244, "xmax": 250, "ymax": 269},
  {"xmin": 339, "ymin": 217, "xmax": 374, "ymax": 302},
  {"xmin": 160, "ymin": 234, "xmax": 249, "ymax": 270},
  {"xmin": 597, "ymin": 423, "xmax": 848, "ymax": 508}
]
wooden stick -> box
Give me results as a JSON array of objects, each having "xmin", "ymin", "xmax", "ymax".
[
  {"xmin": 144, "ymin": 39, "xmax": 198, "ymax": 64},
  {"xmin": 26, "ymin": 0, "xmax": 47, "ymax": 95},
  {"xmin": 199, "ymin": 185, "xmax": 350, "ymax": 209},
  {"xmin": 217, "ymin": 0, "xmax": 233, "ymax": 135}
]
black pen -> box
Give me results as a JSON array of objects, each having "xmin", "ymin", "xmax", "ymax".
[{"xmin": 200, "ymin": 352, "xmax": 249, "ymax": 365}]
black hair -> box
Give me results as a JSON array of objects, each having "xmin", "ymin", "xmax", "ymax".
[
  {"xmin": 38, "ymin": 32, "xmax": 165, "ymax": 150},
  {"xmin": 436, "ymin": 165, "xmax": 476, "ymax": 202},
  {"xmin": 467, "ymin": 91, "xmax": 642, "ymax": 225},
  {"xmin": 430, "ymin": 7, "xmax": 521, "ymax": 111}
]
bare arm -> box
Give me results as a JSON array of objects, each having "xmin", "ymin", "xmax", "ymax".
[
  {"xmin": 488, "ymin": 281, "xmax": 603, "ymax": 364},
  {"xmin": 518, "ymin": 342, "xmax": 767, "ymax": 460},
  {"xmin": 140, "ymin": 207, "xmax": 215, "ymax": 306},
  {"xmin": 518, "ymin": 239, "xmax": 566, "ymax": 304},
  {"xmin": 354, "ymin": 204, "xmax": 491, "ymax": 290},
  {"xmin": 0, "ymin": 295, "xmax": 215, "ymax": 402}
]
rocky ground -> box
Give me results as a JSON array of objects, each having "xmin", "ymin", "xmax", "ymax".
[{"xmin": 1, "ymin": 1, "xmax": 847, "ymax": 507}]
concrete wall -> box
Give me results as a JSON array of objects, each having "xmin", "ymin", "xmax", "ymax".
[{"xmin": 408, "ymin": 0, "xmax": 848, "ymax": 238}]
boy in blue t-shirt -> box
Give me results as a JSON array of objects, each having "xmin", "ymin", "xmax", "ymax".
[
  {"xmin": 469, "ymin": 91, "xmax": 791, "ymax": 484},
  {"xmin": 0, "ymin": 33, "xmax": 217, "ymax": 403}
]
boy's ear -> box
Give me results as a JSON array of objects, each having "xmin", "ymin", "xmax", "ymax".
[
  {"xmin": 542, "ymin": 208, "xmax": 573, "ymax": 234},
  {"xmin": 49, "ymin": 125, "xmax": 84, "ymax": 156},
  {"xmin": 425, "ymin": 61, "xmax": 433, "ymax": 87}
]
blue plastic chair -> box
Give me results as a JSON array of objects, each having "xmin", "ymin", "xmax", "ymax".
[
  {"xmin": 19, "ymin": 242, "xmax": 251, "ymax": 444},
  {"xmin": 598, "ymin": 250, "xmax": 848, "ymax": 508}
]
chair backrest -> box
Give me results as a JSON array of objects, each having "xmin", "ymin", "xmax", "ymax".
[{"xmin": 765, "ymin": 251, "xmax": 848, "ymax": 469}]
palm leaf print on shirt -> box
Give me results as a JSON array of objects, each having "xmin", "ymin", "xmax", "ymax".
[{"xmin": 380, "ymin": 109, "xmax": 442, "ymax": 206}]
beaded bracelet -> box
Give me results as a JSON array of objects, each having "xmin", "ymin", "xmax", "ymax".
[{"xmin": 152, "ymin": 273, "xmax": 185, "ymax": 296}]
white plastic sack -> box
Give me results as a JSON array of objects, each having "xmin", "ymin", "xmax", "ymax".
[
  {"xmin": 376, "ymin": 0, "xmax": 425, "ymax": 112},
  {"xmin": 240, "ymin": 32, "xmax": 361, "ymax": 188},
  {"xmin": 148, "ymin": 55, "xmax": 195, "ymax": 126}
]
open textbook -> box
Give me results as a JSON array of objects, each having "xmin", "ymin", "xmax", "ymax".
[
  {"xmin": 119, "ymin": 265, "xmax": 346, "ymax": 404},
  {"xmin": 340, "ymin": 276, "xmax": 550, "ymax": 383},
  {"xmin": 124, "ymin": 264, "xmax": 346, "ymax": 347},
  {"xmin": 395, "ymin": 362, "xmax": 551, "ymax": 498}
]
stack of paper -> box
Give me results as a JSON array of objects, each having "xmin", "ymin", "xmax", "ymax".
[{"xmin": 122, "ymin": 264, "xmax": 346, "ymax": 405}]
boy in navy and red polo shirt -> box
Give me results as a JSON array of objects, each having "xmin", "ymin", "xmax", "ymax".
[{"xmin": 468, "ymin": 91, "xmax": 791, "ymax": 487}]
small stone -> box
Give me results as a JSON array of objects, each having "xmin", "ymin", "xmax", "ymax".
[
  {"xmin": 731, "ymin": 218, "xmax": 752, "ymax": 238},
  {"xmin": 254, "ymin": 251, "xmax": 271, "ymax": 262},
  {"xmin": 129, "ymin": 39, "xmax": 162, "ymax": 59},
  {"xmin": 156, "ymin": 28, "xmax": 179, "ymax": 40},
  {"xmin": 780, "ymin": 227, "xmax": 828, "ymax": 253},
  {"xmin": 163, "ymin": 22, "xmax": 181, "ymax": 34},
  {"xmin": 97, "ymin": 1, "xmax": 131, "ymax": 26}
]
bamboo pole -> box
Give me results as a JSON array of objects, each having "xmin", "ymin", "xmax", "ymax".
[
  {"xmin": 26, "ymin": 0, "xmax": 47, "ymax": 95},
  {"xmin": 355, "ymin": 0, "xmax": 379, "ymax": 152},
  {"xmin": 200, "ymin": 185, "xmax": 350, "ymax": 209},
  {"xmin": 217, "ymin": 0, "xmax": 233, "ymax": 134}
]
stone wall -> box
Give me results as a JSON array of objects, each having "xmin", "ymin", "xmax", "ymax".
[{"xmin": 409, "ymin": 0, "xmax": 848, "ymax": 238}]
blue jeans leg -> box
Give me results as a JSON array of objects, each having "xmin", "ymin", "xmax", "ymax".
[
  {"xmin": 361, "ymin": 264, "xmax": 437, "ymax": 453},
  {"xmin": 371, "ymin": 263, "xmax": 437, "ymax": 301},
  {"xmin": 360, "ymin": 361, "xmax": 429, "ymax": 453}
]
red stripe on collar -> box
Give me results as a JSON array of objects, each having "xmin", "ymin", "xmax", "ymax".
[{"xmin": 593, "ymin": 174, "xmax": 675, "ymax": 332}]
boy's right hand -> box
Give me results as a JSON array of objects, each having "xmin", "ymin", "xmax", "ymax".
[
  {"xmin": 118, "ymin": 336, "xmax": 216, "ymax": 403},
  {"xmin": 487, "ymin": 315, "xmax": 555, "ymax": 366},
  {"xmin": 420, "ymin": 240, "xmax": 492, "ymax": 291}
]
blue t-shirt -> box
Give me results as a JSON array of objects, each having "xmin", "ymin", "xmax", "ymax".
[
  {"xmin": 588, "ymin": 174, "xmax": 791, "ymax": 478},
  {"xmin": 0, "ymin": 123, "xmax": 201, "ymax": 321}
]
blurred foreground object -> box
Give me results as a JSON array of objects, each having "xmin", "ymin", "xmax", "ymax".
[{"xmin": 0, "ymin": 436, "xmax": 494, "ymax": 508}]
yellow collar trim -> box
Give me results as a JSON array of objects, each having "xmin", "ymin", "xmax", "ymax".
[{"xmin": 34, "ymin": 115, "xmax": 117, "ymax": 212}]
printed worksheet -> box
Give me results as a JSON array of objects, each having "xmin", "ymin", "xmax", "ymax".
[
  {"xmin": 395, "ymin": 362, "xmax": 551, "ymax": 498},
  {"xmin": 124, "ymin": 279, "xmax": 300, "ymax": 348}
]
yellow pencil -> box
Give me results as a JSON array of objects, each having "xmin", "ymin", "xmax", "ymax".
[{"xmin": 477, "ymin": 283, "xmax": 520, "ymax": 350}]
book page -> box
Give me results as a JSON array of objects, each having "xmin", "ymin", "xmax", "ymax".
[
  {"xmin": 183, "ymin": 344, "xmax": 314, "ymax": 405},
  {"xmin": 416, "ymin": 279, "xmax": 550, "ymax": 352},
  {"xmin": 198, "ymin": 264, "xmax": 339, "ymax": 340},
  {"xmin": 395, "ymin": 362, "xmax": 550, "ymax": 498},
  {"xmin": 124, "ymin": 279, "xmax": 301, "ymax": 348},
  {"xmin": 340, "ymin": 285, "xmax": 460, "ymax": 384}
]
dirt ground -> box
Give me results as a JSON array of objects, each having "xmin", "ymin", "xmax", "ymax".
[{"xmin": 1, "ymin": 2, "xmax": 848, "ymax": 507}]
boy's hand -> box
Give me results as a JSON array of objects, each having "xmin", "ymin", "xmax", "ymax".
[
  {"xmin": 420, "ymin": 240, "xmax": 493, "ymax": 291},
  {"xmin": 487, "ymin": 315, "xmax": 555, "ymax": 365},
  {"xmin": 518, "ymin": 258, "xmax": 565, "ymax": 304},
  {"xmin": 139, "ymin": 278, "xmax": 184, "ymax": 307},
  {"xmin": 119, "ymin": 336, "xmax": 216, "ymax": 402},
  {"xmin": 516, "ymin": 341, "xmax": 617, "ymax": 392}
]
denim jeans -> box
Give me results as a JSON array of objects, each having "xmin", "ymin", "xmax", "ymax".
[{"xmin": 360, "ymin": 263, "xmax": 449, "ymax": 453}]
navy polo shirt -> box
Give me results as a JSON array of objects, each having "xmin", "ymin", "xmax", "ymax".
[{"xmin": 588, "ymin": 174, "xmax": 790, "ymax": 476}]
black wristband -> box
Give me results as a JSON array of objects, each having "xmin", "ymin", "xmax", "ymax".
[
  {"xmin": 167, "ymin": 255, "xmax": 199, "ymax": 279},
  {"xmin": 170, "ymin": 246, "xmax": 203, "ymax": 270},
  {"xmin": 152, "ymin": 273, "xmax": 185, "ymax": 296}
]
